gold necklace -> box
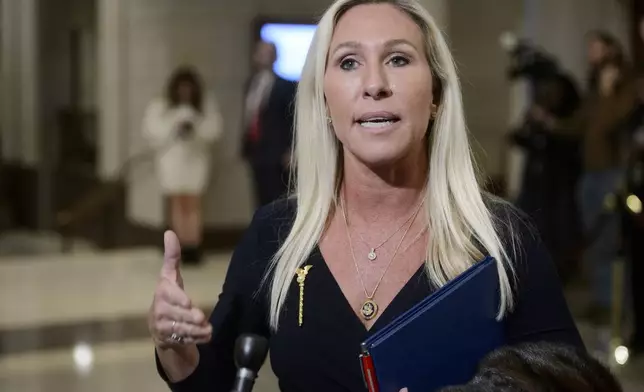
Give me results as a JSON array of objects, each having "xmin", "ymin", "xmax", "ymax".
[
  {"xmin": 400, "ymin": 225, "xmax": 428, "ymax": 254},
  {"xmin": 340, "ymin": 194, "xmax": 422, "ymax": 321},
  {"xmin": 352, "ymin": 201, "xmax": 422, "ymax": 262}
]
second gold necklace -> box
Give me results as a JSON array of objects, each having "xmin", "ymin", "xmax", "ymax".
[{"xmin": 340, "ymin": 193, "xmax": 423, "ymax": 321}]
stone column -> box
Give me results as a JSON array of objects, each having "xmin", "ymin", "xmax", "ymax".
[
  {"xmin": 504, "ymin": 0, "xmax": 532, "ymax": 201},
  {"xmin": 20, "ymin": 0, "xmax": 39, "ymax": 165},
  {"xmin": 97, "ymin": 0, "xmax": 127, "ymax": 179},
  {"xmin": 0, "ymin": 0, "xmax": 39, "ymax": 164},
  {"xmin": 1, "ymin": 1, "xmax": 23, "ymax": 162}
]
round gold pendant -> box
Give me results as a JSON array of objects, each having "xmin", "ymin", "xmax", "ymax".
[{"xmin": 361, "ymin": 299, "xmax": 378, "ymax": 320}]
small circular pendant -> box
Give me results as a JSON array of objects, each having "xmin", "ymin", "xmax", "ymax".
[
  {"xmin": 367, "ymin": 250, "xmax": 377, "ymax": 261},
  {"xmin": 361, "ymin": 299, "xmax": 378, "ymax": 320}
]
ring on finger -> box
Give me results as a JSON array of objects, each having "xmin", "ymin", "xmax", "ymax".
[
  {"xmin": 165, "ymin": 321, "xmax": 185, "ymax": 344},
  {"xmin": 169, "ymin": 332, "xmax": 185, "ymax": 344}
]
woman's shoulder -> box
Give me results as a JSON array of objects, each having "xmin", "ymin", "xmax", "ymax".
[
  {"xmin": 241, "ymin": 197, "xmax": 297, "ymax": 255},
  {"xmin": 484, "ymin": 195, "xmax": 545, "ymax": 275},
  {"xmin": 486, "ymin": 198, "xmax": 584, "ymax": 347},
  {"xmin": 224, "ymin": 198, "xmax": 296, "ymax": 295},
  {"xmin": 485, "ymin": 195, "xmax": 537, "ymax": 248},
  {"xmin": 250, "ymin": 197, "xmax": 296, "ymax": 234},
  {"xmin": 484, "ymin": 195, "xmax": 567, "ymax": 298}
]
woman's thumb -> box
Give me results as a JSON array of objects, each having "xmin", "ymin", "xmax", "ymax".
[{"xmin": 161, "ymin": 231, "xmax": 182, "ymax": 283}]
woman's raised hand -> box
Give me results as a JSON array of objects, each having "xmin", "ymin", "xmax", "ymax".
[{"xmin": 148, "ymin": 231, "xmax": 212, "ymax": 350}]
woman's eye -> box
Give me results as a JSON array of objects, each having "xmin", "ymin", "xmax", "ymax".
[
  {"xmin": 340, "ymin": 58, "xmax": 358, "ymax": 70},
  {"xmin": 389, "ymin": 56, "xmax": 410, "ymax": 67}
]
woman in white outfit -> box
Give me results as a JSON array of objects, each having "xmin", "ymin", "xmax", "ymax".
[{"xmin": 143, "ymin": 66, "xmax": 223, "ymax": 264}]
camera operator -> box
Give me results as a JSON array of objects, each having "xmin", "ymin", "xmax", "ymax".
[
  {"xmin": 505, "ymin": 39, "xmax": 583, "ymax": 283},
  {"xmin": 519, "ymin": 100, "xmax": 584, "ymax": 283},
  {"xmin": 576, "ymin": 32, "xmax": 636, "ymax": 325}
]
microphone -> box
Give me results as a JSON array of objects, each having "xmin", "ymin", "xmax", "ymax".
[{"xmin": 231, "ymin": 333, "xmax": 270, "ymax": 392}]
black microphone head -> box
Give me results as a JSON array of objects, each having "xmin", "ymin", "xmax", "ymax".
[{"xmin": 234, "ymin": 333, "xmax": 269, "ymax": 372}]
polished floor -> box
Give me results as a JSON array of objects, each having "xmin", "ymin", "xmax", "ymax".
[{"xmin": 0, "ymin": 235, "xmax": 643, "ymax": 391}]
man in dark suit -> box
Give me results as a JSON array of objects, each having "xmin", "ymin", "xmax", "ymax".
[{"xmin": 242, "ymin": 40, "xmax": 296, "ymax": 208}]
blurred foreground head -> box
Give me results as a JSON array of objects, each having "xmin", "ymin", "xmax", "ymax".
[{"xmin": 440, "ymin": 342, "xmax": 622, "ymax": 392}]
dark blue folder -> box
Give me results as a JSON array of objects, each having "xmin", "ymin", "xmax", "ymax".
[{"xmin": 359, "ymin": 256, "xmax": 505, "ymax": 392}]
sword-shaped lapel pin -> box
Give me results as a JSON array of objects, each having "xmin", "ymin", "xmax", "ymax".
[{"xmin": 295, "ymin": 265, "xmax": 313, "ymax": 327}]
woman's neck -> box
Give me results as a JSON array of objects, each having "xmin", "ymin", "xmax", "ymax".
[{"xmin": 341, "ymin": 152, "xmax": 428, "ymax": 225}]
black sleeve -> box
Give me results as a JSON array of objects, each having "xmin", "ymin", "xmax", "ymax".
[
  {"xmin": 156, "ymin": 209, "xmax": 273, "ymax": 392},
  {"xmin": 502, "ymin": 213, "xmax": 584, "ymax": 349}
]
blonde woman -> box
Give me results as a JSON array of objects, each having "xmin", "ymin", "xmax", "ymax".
[{"xmin": 149, "ymin": 1, "xmax": 582, "ymax": 390}]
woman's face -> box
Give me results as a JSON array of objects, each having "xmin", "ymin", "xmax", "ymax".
[
  {"xmin": 587, "ymin": 37, "xmax": 609, "ymax": 66},
  {"xmin": 324, "ymin": 4, "xmax": 434, "ymax": 168},
  {"xmin": 177, "ymin": 81, "xmax": 194, "ymax": 103}
]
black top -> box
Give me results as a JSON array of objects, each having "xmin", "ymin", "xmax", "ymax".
[{"xmin": 157, "ymin": 199, "xmax": 583, "ymax": 392}]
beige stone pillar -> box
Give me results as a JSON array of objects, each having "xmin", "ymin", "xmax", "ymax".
[
  {"xmin": 97, "ymin": 0, "xmax": 127, "ymax": 179},
  {"xmin": 1, "ymin": 0, "xmax": 39, "ymax": 165}
]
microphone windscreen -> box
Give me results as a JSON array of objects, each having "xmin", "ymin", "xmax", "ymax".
[{"xmin": 234, "ymin": 334, "xmax": 269, "ymax": 372}]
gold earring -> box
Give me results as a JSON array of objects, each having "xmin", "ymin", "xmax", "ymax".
[{"xmin": 431, "ymin": 104, "xmax": 438, "ymax": 119}]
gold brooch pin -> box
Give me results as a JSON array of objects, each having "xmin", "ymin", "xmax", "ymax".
[{"xmin": 295, "ymin": 265, "xmax": 313, "ymax": 327}]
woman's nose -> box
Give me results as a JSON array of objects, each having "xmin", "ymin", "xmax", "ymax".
[{"xmin": 363, "ymin": 66, "xmax": 392, "ymax": 100}]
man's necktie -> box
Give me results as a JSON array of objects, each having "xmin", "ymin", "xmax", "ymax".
[{"xmin": 248, "ymin": 110, "xmax": 261, "ymax": 143}]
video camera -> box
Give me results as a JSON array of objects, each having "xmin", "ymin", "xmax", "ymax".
[
  {"xmin": 500, "ymin": 33, "xmax": 559, "ymax": 81},
  {"xmin": 499, "ymin": 32, "xmax": 580, "ymax": 118}
]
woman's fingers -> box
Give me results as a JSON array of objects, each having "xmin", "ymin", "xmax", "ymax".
[
  {"xmin": 149, "ymin": 231, "xmax": 212, "ymax": 349},
  {"xmin": 151, "ymin": 311, "xmax": 212, "ymax": 348},
  {"xmin": 155, "ymin": 318, "xmax": 212, "ymax": 340},
  {"xmin": 149, "ymin": 276, "xmax": 210, "ymax": 347},
  {"xmin": 156, "ymin": 280, "xmax": 192, "ymax": 308},
  {"xmin": 155, "ymin": 302, "xmax": 205, "ymax": 325}
]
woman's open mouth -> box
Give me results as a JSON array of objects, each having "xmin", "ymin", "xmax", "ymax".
[{"xmin": 356, "ymin": 112, "xmax": 401, "ymax": 130}]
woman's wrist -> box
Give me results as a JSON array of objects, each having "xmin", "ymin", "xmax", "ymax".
[{"xmin": 156, "ymin": 343, "xmax": 200, "ymax": 383}]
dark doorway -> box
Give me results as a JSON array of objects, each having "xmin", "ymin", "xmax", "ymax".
[{"xmin": 38, "ymin": 0, "xmax": 98, "ymax": 230}]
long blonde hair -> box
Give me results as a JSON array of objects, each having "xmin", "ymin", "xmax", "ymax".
[{"xmin": 266, "ymin": 0, "xmax": 516, "ymax": 330}]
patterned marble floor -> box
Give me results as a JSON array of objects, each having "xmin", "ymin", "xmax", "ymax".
[{"xmin": 0, "ymin": 245, "xmax": 642, "ymax": 391}]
